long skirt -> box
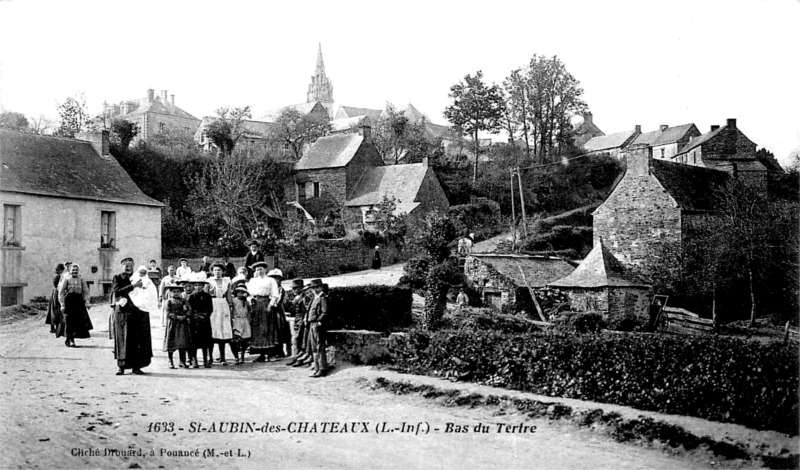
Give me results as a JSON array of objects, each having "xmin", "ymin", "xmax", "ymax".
[
  {"xmin": 112, "ymin": 303, "xmax": 153, "ymax": 370},
  {"xmin": 190, "ymin": 314, "xmax": 213, "ymax": 349},
  {"xmin": 210, "ymin": 298, "xmax": 233, "ymax": 341},
  {"xmin": 63, "ymin": 292, "xmax": 93, "ymax": 339},
  {"xmin": 249, "ymin": 298, "xmax": 281, "ymax": 353},
  {"xmin": 164, "ymin": 318, "xmax": 191, "ymax": 352},
  {"xmin": 45, "ymin": 288, "xmax": 64, "ymax": 336}
]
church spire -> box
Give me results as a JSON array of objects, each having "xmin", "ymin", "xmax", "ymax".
[{"xmin": 307, "ymin": 43, "xmax": 334, "ymax": 103}]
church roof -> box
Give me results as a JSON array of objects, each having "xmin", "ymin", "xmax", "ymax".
[
  {"xmin": 650, "ymin": 159, "xmax": 729, "ymax": 212},
  {"xmin": 583, "ymin": 129, "xmax": 638, "ymax": 151},
  {"xmin": 295, "ymin": 133, "xmax": 365, "ymax": 170},
  {"xmin": 345, "ymin": 163, "xmax": 429, "ymax": 206},
  {"xmin": 263, "ymin": 102, "xmax": 327, "ymax": 122},
  {"xmin": 549, "ymin": 239, "xmax": 649, "ymax": 289},
  {"xmin": 330, "ymin": 115, "xmax": 371, "ymax": 133},
  {"xmin": 0, "ymin": 130, "xmax": 162, "ymax": 207},
  {"xmin": 338, "ymin": 106, "xmax": 383, "ymax": 121}
]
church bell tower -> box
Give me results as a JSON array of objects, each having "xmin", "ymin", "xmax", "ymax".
[{"xmin": 307, "ymin": 43, "xmax": 334, "ymax": 103}]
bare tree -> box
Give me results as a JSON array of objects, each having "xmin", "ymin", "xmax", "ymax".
[{"xmin": 268, "ymin": 107, "xmax": 330, "ymax": 160}]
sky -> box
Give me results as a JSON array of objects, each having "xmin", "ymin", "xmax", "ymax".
[{"xmin": 1, "ymin": 0, "xmax": 798, "ymax": 165}]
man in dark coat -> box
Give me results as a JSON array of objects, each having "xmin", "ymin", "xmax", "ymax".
[
  {"xmin": 222, "ymin": 256, "xmax": 237, "ymax": 279},
  {"xmin": 111, "ymin": 257, "xmax": 153, "ymax": 375},
  {"xmin": 244, "ymin": 240, "xmax": 265, "ymax": 278},
  {"xmin": 197, "ymin": 256, "xmax": 211, "ymax": 275}
]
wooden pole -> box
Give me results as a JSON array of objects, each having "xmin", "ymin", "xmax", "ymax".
[
  {"xmin": 518, "ymin": 266, "xmax": 547, "ymax": 322},
  {"xmin": 516, "ymin": 168, "xmax": 528, "ymax": 238},
  {"xmin": 510, "ymin": 167, "xmax": 516, "ymax": 251}
]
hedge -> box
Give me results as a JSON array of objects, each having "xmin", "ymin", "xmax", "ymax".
[
  {"xmin": 327, "ymin": 285, "xmax": 413, "ymax": 332},
  {"xmin": 391, "ymin": 330, "xmax": 799, "ymax": 435}
]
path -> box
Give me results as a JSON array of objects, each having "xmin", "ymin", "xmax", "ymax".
[{"xmin": 0, "ymin": 303, "xmax": 725, "ymax": 469}]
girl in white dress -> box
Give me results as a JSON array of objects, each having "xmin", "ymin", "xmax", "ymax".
[
  {"xmin": 129, "ymin": 265, "xmax": 159, "ymax": 315},
  {"xmin": 208, "ymin": 264, "xmax": 233, "ymax": 365}
]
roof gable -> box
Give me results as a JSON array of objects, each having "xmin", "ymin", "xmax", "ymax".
[
  {"xmin": 339, "ymin": 106, "xmax": 382, "ymax": 121},
  {"xmin": 345, "ymin": 163, "xmax": 429, "ymax": 206},
  {"xmin": 549, "ymin": 239, "xmax": 648, "ymax": 288},
  {"xmin": 650, "ymin": 159, "xmax": 729, "ymax": 211},
  {"xmin": 0, "ymin": 130, "xmax": 162, "ymax": 207},
  {"xmin": 651, "ymin": 123, "xmax": 698, "ymax": 146},
  {"xmin": 121, "ymin": 97, "xmax": 199, "ymax": 121},
  {"xmin": 295, "ymin": 133, "xmax": 365, "ymax": 170},
  {"xmin": 677, "ymin": 126, "xmax": 724, "ymax": 155}
]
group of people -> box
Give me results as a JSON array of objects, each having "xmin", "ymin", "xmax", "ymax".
[{"xmin": 45, "ymin": 244, "xmax": 332, "ymax": 378}]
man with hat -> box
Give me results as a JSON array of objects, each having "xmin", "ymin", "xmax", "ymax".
[
  {"xmin": 186, "ymin": 273, "xmax": 214, "ymax": 368},
  {"xmin": 110, "ymin": 257, "xmax": 153, "ymax": 376},
  {"xmin": 286, "ymin": 278, "xmax": 312, "ymax": 367},
  {"xmin": 304, "ymin": 278, "xmax": 329, "ymax": 377},
  {"xmin": 244, "ymin": 240, "xmax": 265, "ymax": 279}
]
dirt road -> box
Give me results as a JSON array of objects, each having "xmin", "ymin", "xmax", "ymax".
[{"xmin": 0, "ymin": 302, "xmax": 725, "ymax": 470}]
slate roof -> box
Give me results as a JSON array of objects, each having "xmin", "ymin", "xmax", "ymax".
[
  {"xmin": 338, "ymin": 106, "xmax": 383, "ymax": 121},
  {"xmin": 650, "ymin": 159, "xmax": 729, "ymax": 212},
  {"xmin": 677, "ymin": 126, "xmax": 724, "ymax": 155},
  {"xmin": 583, "ymin": 129, "xmax": 638, "ymax": 151},
  {"xmin": 549, "ymin": 240, "xmax": 649, "ymax": 289},
  {"xmin": 0, "ymin": 130, "xmax": 162, "ymax": 207},
  {"xmin": 345, "ymin": 163, "xmax": 429, "ymax": 206},
  {"xmin": 330, "ymin": 115, "xmax": 371, "ymax": 133},
  {"xmin": 470, "ymin": 254, "xmax": 576, "ymax": 289},
  {"xmin": 294, "ymin": 133, "xmax": 364, "ymax": 170},
  {"xmin": 651, "ymin": 123, "xmax": 697, "ymax": 146},
  {"xmin": 263, "ymin": 102, "xmax": 328, "ymax": 121},
  {"xmin": 630, "ymin": 129, "xmax": 662, "ymax": 146},
  {"xmin": 117, "ymin": 97, "xmax": 199, "ymax": 121}
]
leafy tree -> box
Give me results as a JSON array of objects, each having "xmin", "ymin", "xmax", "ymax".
[
  {"xmin": 204, "ymin": 106, "xmax": 252, "ymax": 156},
  {"xmin": 110, "ymin": 118, "xmax": 138, "ymax": 148},
  {"xmin": 412, "ymin": 212, "xmax": 461, "ymax": 330},
  {"xmin": 444, "ymin": 71, "xmax": 505, "ymax": 183},
  {"xmin": 0, "ymin": 111, "xmax": 29, "ymax": 131},
  {"xmin": 54, "ymin": 93, "xmax": 90, "ymax": 138},
  {"xmin": 503, "ymin": 69, "xmax": 530, "ymax": 157},
  {"xmin": 269, "ymin": 107, "xmax": 331, "ymax": 160}
]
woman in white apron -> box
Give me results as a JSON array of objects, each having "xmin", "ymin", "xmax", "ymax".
[{"xmin": 208, "ymin": 263, "xmax": 233, "ymax": 365}]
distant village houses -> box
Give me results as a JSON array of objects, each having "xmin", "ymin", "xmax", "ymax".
[
  {"xmin": 103, "ymin": 88, "xmax": 201, "ymax": 145},
  {"xmin": 0, "ymin": 129, "xmax": 162, "ymax": 306}
]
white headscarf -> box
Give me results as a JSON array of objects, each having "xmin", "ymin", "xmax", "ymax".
[{"xmin": 129, "ymin": 265, "xmax": 159, "ymax": 312}]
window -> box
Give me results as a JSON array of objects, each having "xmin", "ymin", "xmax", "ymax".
[
  {"xmin": 282, "ymin": 142, "xmax": 291, "ymax": 157},
  {"xmin": 692, "ymin": 152, "xmax": 696, "ymax": 164},
  {"xmin": 101, "ymin": 211, "xmax": 116, "ymax": 248},
  {"xmin": 660, "ymin": 148, "xmax": 665, "ymax": 159},
  {"xmin": 313, "ymin": 182, "xmax": 320, "ymax": 197},
  {"xmin": 3, "ymin": 205, "xmax": 21, "ymax": 246},
  {"xmin": 1, "ymin": 286, "xmax": 22, "ymax": 307},
  {"xmin": 297, "ymin": 182, "xmax": 306, "ymax": 203},
  {"xmin": 159, "ymin": 122, "xmax": 166, "ymax": 132}
]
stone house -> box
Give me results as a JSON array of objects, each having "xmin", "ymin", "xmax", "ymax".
[
  {"xmin": 650, "ymin": 123, "xmax": 701, "ymax": 161},
  {"xmin": 592, "ymin": 144, "xmax": 729, "ymax": 282},
  {"xmin": 673, "ymin": 118, "xmax": 767, "ymax": 188},
  {"xmin": 194, "ymin": 117, "xmax": 290, "ymax": 159},
  {"xmin": 0, "ymin": 130, "xmax": 162, "ymax": 306},
  {"xmin": 583, "ymin": 125, "xmax": 641, "ymax": 159},
  {"xmin": 285, "ymin": 127, "xmax": 448, "ymax": 225},
  {"xmin": 463, "ymin": 254, "xmax": 576, "ymax": 311},
  {"xmin": 103, "ymin": 88, "xmax": 200, "ymax": 145},
  {"xmin": 572, "ymin": 112, "xmax": 605, "ymax": 148},
  {"xmin": 549, "ymin": 239, "xmax": 651, "ymax": 321}
]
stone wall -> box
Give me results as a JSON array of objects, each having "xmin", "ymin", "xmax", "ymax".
[
  {"xmin": 566, "ymin": 288, "xmax": 608, "ymax": 313},
  {"xmin": 416, "ymin": 167, "xmax": 450, "ymax": 213},
  {"xmin": 275, "ymin": 238, "xmax": 408, "ymax": 279},
  {"xmin": 345, "ymin": 142, "xmax": 383, "ymax": 198},
  {"xmin": 608, "ymin": 286, "xmax": 650, "ymax": 321},
  {"xmin": 463, "ymin": 257, "xmax": 519, "ymax": 310},
  {"xmin": 592, "ymin": 157, "xmax": 682, "ymax": 281},
  {"xmin": 296, "ymin": 168, "xmax": 347, "ymax": 206}
]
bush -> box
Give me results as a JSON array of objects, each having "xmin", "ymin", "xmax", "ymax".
[
  {"xmin": 327, "ymin": 285, "xmax": 413, "ymax": 332},
  {"xmin": 523, "ymin": 225, "xmax": 593, "ymax": 258},
  {"xmin": 449, "ymin": 198, "xmax": 502, "ymax": 241},
  {"xmin": 390, "ymin": 330, "xmax": 799, "ymax": 434},
  {"xmin": 399, "ymin": 257, "xmax": 430, "ymax": 290}
]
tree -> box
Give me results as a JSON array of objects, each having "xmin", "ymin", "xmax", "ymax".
[
  {"xmin": 269, "ymin": 107, "xmax": 331, "ymax": 160},
  {"xmin": 27, "ymin": 114, "xmax": 54, "ymax": 135},
  {"xmin": 110, "ymin": 118, "xmax": 138, "ymax": 148},
  {"xmin": 0, "ymin": 111, "xmax": 29, "ymax": 131},
  {"xmin": 54, "ymin": 93, "xmax": 90, "ymax": 138},
  {"xmin": 413, "ymin": 212, "xmax": 460, "ymax": 330},
  {"xmin": 444, "ymin": 71, "xmax": 505, "ymax": 183},
  {"xmin": 204, "ymin": 106, "xmax": 252, "ymax": 156},
  {"xmin": 505, "ymin": 56, "xmax": 587, "ymax": 162}
]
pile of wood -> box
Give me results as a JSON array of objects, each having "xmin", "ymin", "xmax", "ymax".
[{"xmin": 660, "ymin": 307, "xmax": 714, "ymax": 335}]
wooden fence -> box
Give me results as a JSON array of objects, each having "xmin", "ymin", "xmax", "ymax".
[
  {"xmin": 785, "ymin": 322, "xmax": 800, "ymax": 344},
  {"xmin": 661, "ymin": 307, "xmax": 715, "ymax": 335}
]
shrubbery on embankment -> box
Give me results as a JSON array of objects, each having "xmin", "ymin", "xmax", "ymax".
[{"xmin": 390, "ymin": 329, "xmax": 799, "ymax": 435}]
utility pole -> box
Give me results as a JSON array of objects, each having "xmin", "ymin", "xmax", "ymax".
[
  {"xmin": 510, "ymin": 167, "xmax": 516, "ymax": 250},
  {"xmin": 515, "ymin": 167, "xmax": 528, "ymax": 238}
]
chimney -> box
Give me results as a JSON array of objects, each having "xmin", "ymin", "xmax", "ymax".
[
  {"xmin": 75, "ymin": 130, "xmax": 110, "ymax": 158},
  {"xmin": 711, "ymin": 125, "xmax": 720, "ymax": 132},
  {"xmin": 726, "ymin": 118, "xmax": 736, "ymax": 129},
  {"xmin": 625, "ymin": 143, "xmax": 651, "ymax": 176},
  {"xmin": 634, "ymin": 124, "xmax": 641, "ymax": 134},
  {"xmin": 659, "ymin": 124, "xmax": 668, "ymax": 132},
  {"xmin": 160, "ymin": 90, "xmax": 168, "ymax": 103},
  {"xmin": 120, "ymin": 102, "xmax": 129, "ymax": 114},
  {"xmin": 583, "ymin": 111, "xmax": 593, "ymax": 124},
  {"xmin": 360, "ymin": 125, "xmax": 372, "ymax": 141},
  {"xmin": 170, "ymin": 94, "xmax": 175, "ymax": 105},
  {"xmin": 147, "ymin": 88, "xmax": 154, "ymax": 102}
]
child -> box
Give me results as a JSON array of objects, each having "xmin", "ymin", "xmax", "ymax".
[
  {"xmin": 187, "ymin": 273, "xmax": 214, "ymax": 368},
  {"xmin": 230, "ymin": 282, "xmax": 252, "ymax": 365},
  {"xmin": 163, "ymin": 282, "xmax": 191, "ymax": 368}
]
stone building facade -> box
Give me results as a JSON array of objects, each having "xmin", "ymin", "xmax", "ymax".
[
  {"xmin": 0, "ymin": 130, "xmax": 162, "ymax": 305},
  {"xmin": 592, "ymin": 145, "xmax": 728, "ymax": 281},
  {"xmin": 572, "ymin": 112, "xmax": 605, "ymax": 148},
  {"xmin": 103, "ymin": 88, "xmax": 200, "ymax": 145}
]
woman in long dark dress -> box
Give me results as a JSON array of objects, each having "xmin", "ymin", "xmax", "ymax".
[
  {"xmin": 246, "ymin": 262, "xmax": 280, "ymax": 362},
  {"xmin": 45, "ymin": 263, "xmax": 65, "ymax": 335},
  {"xmin": 187, "ymin": 273, "xmax": 214, "ymax": 368},
  {"xmin": 58, "ymin": 264, "xmax": 93, "ymax": 347}
]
